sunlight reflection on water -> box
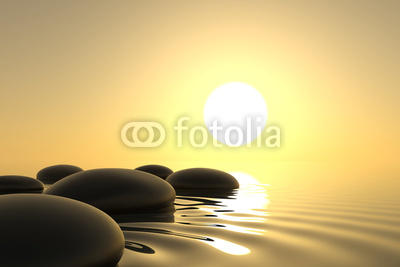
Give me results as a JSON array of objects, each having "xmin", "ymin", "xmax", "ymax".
[
  {"xmin": 119, "ymin": 182, "xmax": 400, "ymax": 267},
  {"xmin": 200, "ymin": 237, "xmax": 251, "ymax": 255}
]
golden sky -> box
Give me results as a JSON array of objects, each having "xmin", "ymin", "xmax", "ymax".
[{"xmin": 1, "ymin": 1, "xmax": 399, "ymax": 189}]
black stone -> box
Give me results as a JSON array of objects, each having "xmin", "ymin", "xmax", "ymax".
[
  {"xmin": 37, "ymin": 164, "xmax": 83, "ymax": 184},
  {"xmin": 175, "ymin": 189, "xmax": 237, "ymax": 198},
  {"xmin": 45, "ymin": 168, "xmax": 176, "ymax": 215},
  {"xmin": 0, "ymin": 175, "xmax": 44, "ymax": 194},
  {"xmin": 166, "ymin": 168, "xmax": 239, "ymax": 189},
  {"xmin": 134, "ymin": 164, "xmax": 173, "ymax": 179},
  {"xmin": 0, "ymin": 194, "xmax": 125, "ymax": 267}
]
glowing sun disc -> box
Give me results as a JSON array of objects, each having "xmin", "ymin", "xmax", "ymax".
[{"xmin": 203, "ymin": 82, "xmax": 267, "ymax": 146}]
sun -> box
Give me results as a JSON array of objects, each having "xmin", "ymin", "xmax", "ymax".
[{"xmin": 203, "ymin": 82, "xmax": 267, "ymax": 146}]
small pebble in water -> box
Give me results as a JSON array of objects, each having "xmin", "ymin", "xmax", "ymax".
[
  {"xmin": 37, "ymin": 164, "xmax": 83, "ymax": 184},
  {"xmin": 0, "ymin": 175, "xmax": 44, "ymax": 194},
  {"xmin": 135, "ymin": 164, "xmax": 173, "ymax": 179},
  {"xmin": 166, "ymin": 168, "xmax": 239, "ymax": 189}
]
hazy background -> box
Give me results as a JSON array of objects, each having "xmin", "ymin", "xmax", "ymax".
[{"xmin": 1, "ymin": 0, "xmax": 399, "ymax": 196}]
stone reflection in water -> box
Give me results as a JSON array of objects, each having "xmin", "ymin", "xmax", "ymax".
[
  {"xmin": 174, "ymin": 188, "xmax": 268, "ymax": 237},
  {"xmin": 120, "ymin": 226, "xmax": 213, "ymax": 241},
  {"xmin": 175, "ymin": 183, "xmax": 269, "ymax": 222},
  {"xmin": 124, "ymin": 241, "xmax": 155, "ymax": 254},
  {"xmin": 112, "ymin": 211, "xmax": 175, "ymax": 223},
  {"xmin": 121, "ymin": 226, "xmax": 252, "ymax": 256}
]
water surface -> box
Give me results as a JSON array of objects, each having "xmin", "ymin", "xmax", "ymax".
[{"xmin": 118, "ymin": 184, "xmax": 400, "ymax": 267}]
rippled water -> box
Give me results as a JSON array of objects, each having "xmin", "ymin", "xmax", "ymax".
[{"xmin": 117, "ymin": 184, "xmax": 400, "ymax": 267}]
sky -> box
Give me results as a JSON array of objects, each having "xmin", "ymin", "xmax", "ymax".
[{"xmin": 1, "ymin": 0, "xmax": 399, "ymax": 192}]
